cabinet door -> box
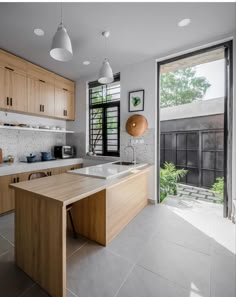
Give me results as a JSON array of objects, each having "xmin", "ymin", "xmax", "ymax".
[
  {"xmin": 27, "ymin": 76, "xmax": 41, "ymax": 114},
  {"xmin": 10, "ymin": 71, "xmax": 27, "ymax": 112},
  {"xmin": 0, "ymin": 67, "xmax": 7, "ymax": 109},
  {"xmin": 65, "ymin": 91, "xmax": 75, "ymax": 120},
  {"xmin": 40, "ymin": 81, "xmax": 55, "ymax": 117},
  {"xmin": 54, "ymin": 87, "xmax": 66, "ymax": 119},
  {"xmin": 0, "ymin": 175, "xmax": 15, "ymax": 214}
]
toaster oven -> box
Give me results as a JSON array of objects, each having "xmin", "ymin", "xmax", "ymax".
[{"xmin": 54, "ymin": 146, "xmax": 75, "ymax": 159}]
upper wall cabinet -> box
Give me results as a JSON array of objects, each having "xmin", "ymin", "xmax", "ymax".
[
  {"xmin": 0, "ymin": 49, "xmax": 75, "ymax": 121},
  {"xmin": 27, "ymin": 63, "xmax": 55, "ymax": 117},
  {"xmin": 0, "ymin": 51, "xmax": 27, "ymax": 112},
  {"xmin": 54, "ymin": 76, "xmax": 75, "ymax": 120}
]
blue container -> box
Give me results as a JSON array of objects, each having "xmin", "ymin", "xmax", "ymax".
[{"xmin": 41, "ymin": 152, "xmax": 51, "ymax": 161}]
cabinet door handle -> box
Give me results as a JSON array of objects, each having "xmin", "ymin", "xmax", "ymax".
[
  {"xmin": 66, "ymin": 110, "xmax": 67, "ymax": 116},
  {"xmin": 63, "ymin": 88, "xmax": 68, "ymax": 91},
  {"xmin": 43, "ymin": 105, "xmax": 44, "ymax": 112},
  {"xmin": 39, "ymin": 79, "xmax": 46, "ymax": 83},
  {"xmin": 5, "ymin": 66, "xmax": 14, "ymax": 71},
  {"xmin": 13, "ymin": 178, "xmax": 16, "ymax": 183},
  {"xmin": 40, "ymin": 104, "xmax": 42, "ymax": 112},
  {"xmin": 17, "ymin": 177, "xmax": 19, "ymax": 183},
  {"xmin": 10, "ymin": 98, "xmax": 13, "ymax": 106},
  {"xmin": 7, "ymin": 97, "xmax": 9, "ymax": 105}
]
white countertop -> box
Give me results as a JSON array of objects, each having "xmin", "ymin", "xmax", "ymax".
[
  {"xmin": 67, "ymin": 162, "xmax": 148, "ymax": 179},
  {"xmin": 0, "ymin": 158, "xmax": 83, "ymax": 176}
]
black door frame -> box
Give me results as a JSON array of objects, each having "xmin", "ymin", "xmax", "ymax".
[{"xmin": 156, "ymin": 40, "xmax": 233, "ymax": 219}]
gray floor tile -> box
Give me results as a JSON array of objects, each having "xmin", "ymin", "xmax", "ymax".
[
  {"xmin": 0, "ymin": 235, "xmax": 13, "ymax": 256},
  {"xmin": 66, "ymin": 232, "xmax": 87, "ymax": 258},
  {"xmin": 0, "ymin": 249, "xmax": 34, "ymax": 297},
  {"xmin": 0, "ymin": 213, "xmax": 15, "ymax": 244},
  {"xmin": 211, "ymin": 250, "xmax": 236, "ymax": 297},
  {"xmin": 67, "ymin": 241, "xmax": 133, "ymax": 297},
  {"xmin": 153, "ymin": 216, "xmax": 212, "ymax": 255},
  {"xmin": 116, "ymin": 265, "xmax": 203, "ymax": 297},
  {"xmin": 138, "ymin": 235, "xmax": 211, "ymax": 297},
  {"xmin": 107, "ymin": 205, "xmax": 159, "ymax": 263}
]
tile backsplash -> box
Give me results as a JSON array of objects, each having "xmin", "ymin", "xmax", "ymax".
[{"xmin": 0, "ymin": 111, "xmax": 66, "ymax": 162}]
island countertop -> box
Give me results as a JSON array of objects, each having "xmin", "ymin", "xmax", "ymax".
[{"xmin": 10, "ymin": 164, "xmax": 151, "ymax": 206}]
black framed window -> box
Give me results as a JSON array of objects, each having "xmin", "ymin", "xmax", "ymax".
[{"xmin": 89, "ymin": 74, "xmax": 120, "ymax": 156}]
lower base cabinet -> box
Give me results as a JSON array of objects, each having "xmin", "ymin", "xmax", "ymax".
[{"xmin": 0, "ymin": 163, "xmax": 82, "ymax": 215}]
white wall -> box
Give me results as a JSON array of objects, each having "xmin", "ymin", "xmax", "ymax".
[{"xmin": 160, "ymin": 97, "xmax": 224, "ymax": 121}]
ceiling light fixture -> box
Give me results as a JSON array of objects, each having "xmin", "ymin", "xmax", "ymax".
[
  {"xmin": 50, "ymin": 3, "xmax": 73, "ymax": 62},
  {"xmin": 178, "ymin": 18, "xmax": 191, "ymax": 27},
  {"xmin": 98, "ymin": 31, "xmax": 114, "ymax": 84},
  {"xmin": 34, "ymin": 28, "xmax": 45, "ymax": 36},
  {"xmin": 83, "ymin": 60, "xmax": 90, "ymax": 65}
]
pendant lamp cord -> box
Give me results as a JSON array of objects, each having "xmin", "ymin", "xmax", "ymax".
[{"xmin": 60, "ymin": 2, "xmax": 63, "ymax": 25}]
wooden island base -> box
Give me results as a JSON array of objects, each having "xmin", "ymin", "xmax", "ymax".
[{"xmin": 12, "ymin": 168, "xmax": 149, "ymax": 297}]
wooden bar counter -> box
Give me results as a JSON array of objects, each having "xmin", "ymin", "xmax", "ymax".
[{"xmin": 10, "ymin": 166, "xmax": 150, "ymax": 297}]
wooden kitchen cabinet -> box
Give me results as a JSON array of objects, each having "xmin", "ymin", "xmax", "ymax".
[
  {"xmin": 0, "ymin": 163, "xmax": 82, "ymax": 215},
  {"xmin": 54, "ymin": 76, "xmax": 75, "ymax": 120},
  {"xmin": 0, "ymin": 56, "xmax": 27, "ymax": 112},
  {"xmin": 27, "ymin": 63, "xmax": 55, "ymax": 117},
  {"xmin": 0, "ymin": 173, "xmax": 27, "ymax": 214},
  {"xmin": 0, "ymin": 49, "xmax": 75, "ymax": 120}
]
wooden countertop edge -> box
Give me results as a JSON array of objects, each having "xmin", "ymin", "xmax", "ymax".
[{"xmin": 9, "ymin": 165, "xmax": 153, "ymax": 207}]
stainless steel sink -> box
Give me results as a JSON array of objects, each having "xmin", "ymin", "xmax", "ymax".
[{"xmin": 112, "ymin": 161, "xmax": 135, "ymax": 166}]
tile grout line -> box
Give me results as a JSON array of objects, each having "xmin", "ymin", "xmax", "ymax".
[
  {"xmin": 0, "ymin": 232, "xmax": 15, "ymax": 248},
  {"xmin": 17, "ymin": 283, "xmax": 36, "ymax": 297},
  {"xmin": 153, "ymin": 231, "xmax": 212, "ymax": 257},
  {"xmin": 67, "ymin": 240, "xmax": 89, "ymax": 260},
  {"xmin": 135, "ymin": 263, "xmax": 206, "ymax": 295},
  {"xmin": 67, "ymin": 287, "xmax": 78, "ymax": 297},
  {"xmin": 113, "ymin": 263, "xmax": 136, "ymax": 297}
]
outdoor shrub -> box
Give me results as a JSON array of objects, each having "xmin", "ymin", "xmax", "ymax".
[
  {"xmin": 211, "ymin": 177, "xmax": 224, "ymax": 202},
  {"xmin": 160, "ymin": 162, "xmax": 188, "ymax": 202}
]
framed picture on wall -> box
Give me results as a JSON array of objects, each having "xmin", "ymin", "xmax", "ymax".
[{"xmin": 129, "ymin": 90, "xmax": 144, "ymax": 112}]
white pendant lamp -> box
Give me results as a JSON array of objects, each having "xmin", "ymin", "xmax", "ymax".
[
  {"xmin": 50, "ymin": 4, "xmax": 73, "ymax": 62},
  {"xmin": 98, "ymin": 31, "xmax": 114, "ymax": 84}
]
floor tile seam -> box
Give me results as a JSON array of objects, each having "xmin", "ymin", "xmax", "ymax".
[
  {"xmin": 135, "ymin": 263, "xmax": 210, "ymax": 296},
  {"xmin": 67, "ymin": 287, "xmax": 79, "ymax": 297},
  {"xmin": 0, "ymin": 249, "xmax": 9, "ymax": 258},
  {"xmin": 17, "ymin": 283, "xmax": 36, "ymax": 297},
  {"xmin": 66, "ymin": 240, "xmax": 89, "ymax": 260},
  {"xmin": 105, "ymin": 246, "xmax": 136, "ymax": 265},
  {"xmin": 113, "ymin": 263, "xmax": 136, "ymax": 297},
  {"xmin": 151, "ymin": 232, "xmax": 212, "ymax": 257},
  {"xmin": 0, "ymin": 232, "xmax": 15, "ymax": 247}
]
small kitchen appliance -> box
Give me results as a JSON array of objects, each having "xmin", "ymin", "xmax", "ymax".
[{"xmin": 54, "ymin": 146, "xmax": 75, "ymax": 159}]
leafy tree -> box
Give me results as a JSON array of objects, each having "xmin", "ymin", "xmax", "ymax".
[{"xmin": 160, "ymin": 67, "xmax": 211, "ymax": 108}]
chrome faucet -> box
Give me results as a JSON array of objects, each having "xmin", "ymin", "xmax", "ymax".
[{"xmin": 125, "ymin": 145, "xmax": 136, "ymax": 164}]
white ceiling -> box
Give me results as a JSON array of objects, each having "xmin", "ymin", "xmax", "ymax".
[{"xmin": 0, "ymin": 2, "xmax": 235, "ymax": 81}]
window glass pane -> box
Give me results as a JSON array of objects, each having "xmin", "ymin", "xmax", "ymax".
[{"xmin": 89, "ymin": 75, "xmax": 120, "ymax": 156}]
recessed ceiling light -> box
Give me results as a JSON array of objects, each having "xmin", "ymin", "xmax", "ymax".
[
  {"xmin": 83, "ymin": 60, "xmax": 90, "ymax": 65},
  {"xmin": 34, "ymin": 28, "xmax": 45, "ymax": 36},
  {"xmin": 178, "ymin": 18, "xmax": 191, "ymax": 27}
]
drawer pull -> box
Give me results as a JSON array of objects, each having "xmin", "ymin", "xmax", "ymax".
[
  {"xmin": 5, "ymin": 66, "xmax": 14, "ymax": 71},
  {"xmin": 39, "ymin": 79, "xmax": 46, "ymax": 83}
]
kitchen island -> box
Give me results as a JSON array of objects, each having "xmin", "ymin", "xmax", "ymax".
[{"xmin": 10, "ymin": 164, "xmax": 151, "ymax": 297}]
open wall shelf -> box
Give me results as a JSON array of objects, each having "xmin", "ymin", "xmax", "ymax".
[{"xmin": 0, "ymin": 125, "xmax": 74, "ymax": 134}]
